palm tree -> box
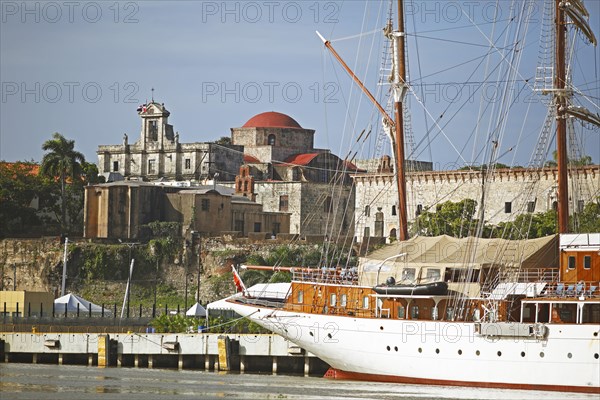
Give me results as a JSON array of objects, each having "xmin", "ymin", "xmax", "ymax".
[{"xmin": 40, "ymin": 132, "xmax": 85, "ymax": 233}]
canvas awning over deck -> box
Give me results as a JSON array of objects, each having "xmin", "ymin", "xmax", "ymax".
[{"xmin": 358, "ymin": 235, "xmax": 558, "ymax": 287}]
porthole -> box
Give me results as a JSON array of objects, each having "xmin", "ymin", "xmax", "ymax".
[
  {"xmin": 567, "ymin": 353, "xmax": 572, "ymax": 359},
  {"xmin": 309, "ymin": 331, "xmax": 314, "ymax": 337},
  {"xmin": 380, "ymin": 326, "xmax": 384, "ymax": 331},
  {"xmin": 476, "ymin": 350, "xmax": 480, "ymax": 356},
  {"xmin": 540, "ymin": 352, "xmax": 545, "ymax": 358},
  {"xmin": 458, "ymin": 350, "xmax": 462, "ymax": 355},
  {"xmin": 497, "ymin": 351, "xmax": 502, "ymax": 357},
  {"xmin": 418, "ymin": 347, "xmax": 422, "ymax": 353},
  {"xmin": 386, "ymin": 346, "xmax": 390, "ymax": 351},
  {"xmin": 435, "ymin": 348, "xmax": 440, "ymax": 354},
  {"xmin": 327, "ymin": 333, "xmax": 332, "ymax": 339},
  {"xmin": 521, "ymin": 352, "xmax": 526, "ymax": 357},
  {"xmin": 394, "ymin": 346, "xmax": 398, "ymax": 352},
  {"xmin": 593, "ymin": 332, "xmax": 598, "ymax": 337},
  {"xmin": 595, "ymin": 353, "xmax": 599, "ymax": 359}
]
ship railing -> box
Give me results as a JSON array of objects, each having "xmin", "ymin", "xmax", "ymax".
[
  {"xmin": 515, "ymin": 268, "xmax": 559, "ymax": 283},
  {"xmin": 291, "ymin": 268, "xmax": 359, "ymax": 285},
  {"xmin": 236, "ymin": 296, "xmax": 285, "ymax": 309},
  {"xmin": 543, "ymin": 281, "xmax": 600, "ymax": 298}
]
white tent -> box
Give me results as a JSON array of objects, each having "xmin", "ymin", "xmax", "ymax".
[
  {"xmin": 54, "ymin": 293, "xmax": 110, "ymax": 314},
  {"xmin": 185, "ymin": 302, "xmax": 207, "ymax": 317}
]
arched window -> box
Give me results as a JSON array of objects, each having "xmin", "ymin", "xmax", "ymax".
[{"xmin": 268, "ymin": 134, "xmax": 276, "ymax": 145}]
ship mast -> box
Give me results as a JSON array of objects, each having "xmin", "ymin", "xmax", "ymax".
[
  {"xmin": 553, "ymin": 0, "xmax": 599, "ymax": 233},
  {"xmin": 392, "ymin": 0, "xmax": 409, "ymax": 241},
  {"xmin": 555, "ymin": 0, "xmax": 569, "ymax": 234},
  {"xmin": 317, "ymin": 0, "xmax": 410, "ymax": 241}
]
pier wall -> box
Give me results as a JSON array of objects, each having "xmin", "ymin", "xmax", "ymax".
[{"xmin": 0, "ymin": 332, "xmax": 329, "ymax": 375}]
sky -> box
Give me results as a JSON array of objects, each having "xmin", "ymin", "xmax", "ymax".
[{"xmin": 1, "ymin": 0, "xmax": 599, "ymax": 170}]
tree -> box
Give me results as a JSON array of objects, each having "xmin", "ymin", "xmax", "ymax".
[
  {"xmin": 573, "ymin": 199, "xmax": 600, "ymax": 233},
  {"xmin": 412, "ymin": 199, "xmax": 480, "ymax": 237},
  {"xmin": 81, "ymin": 161, "xmax": 104, "ymax": 185},
  {"xmin": 493, "ymin": 210, "xmax": 557, "ymax": 239},
  {"xmin": 215, "ymin": 136, "xmax": 231, "ymax": 145},
  {"xmin": 544, "ymin": 151, "xmax": 592, "ymax": 168},
  {"xmin": 40, "ymin": 132, "xmax": 85, "ymax": 233}
]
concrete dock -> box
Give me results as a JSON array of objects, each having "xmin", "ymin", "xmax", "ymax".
[{"xmin": 0, "ymin": 332, "xmax": 329, "ymax": 375}]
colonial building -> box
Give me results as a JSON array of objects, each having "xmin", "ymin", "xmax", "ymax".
[
  {"xmin": 352, "ymin": 163, "xmax": 600, "ymax": 242},
  {"xmin": 230, "ymin": 111, "xmax": 359, "ymax": 238},
  {"xmin": 83, "ymin": 181, "xmax": 289, "ymax": 240},
  {"xmin": 97, "ymin": 101, "xmax": 243, "ymax": 182}
]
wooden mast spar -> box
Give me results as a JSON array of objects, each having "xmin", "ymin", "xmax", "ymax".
[
  {"xmin": 555, "ymin": 0, "xmax": 569, "ymax": 234},
  {"xmin": 316, "ymin": 0, "xmax": 410, "ymax": 241}
]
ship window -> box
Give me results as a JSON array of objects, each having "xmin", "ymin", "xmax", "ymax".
[
  {"xmin": 568, "ymin": 256, "xmax": 576, "ymax": 269},
  {"xmin": 362, "ymin": 296, "xmax": 369, "ymax": 309},
  {"xmin": 330, "ymin": 293, "xmax": 337, "ymax": 307},
  {"xmin": 539, "ymin": 352, "xmax": 545, "ymax": 358},
  {"xmin": 397, "ymin": 306, "xmax": 405, "ymax": 319},
  {"xmin": 583, "ymin": 256, "xmax": 591, "ymax": 270},
  {"xmin": 425, "ymin": 268, "xmax": 441, "ymax": 281},
  {"xmin": 410, "ymin": 306, "xmax": 419, "ymax": 319},
  {"xmin": 402, "ymin": 268, "xmax": 416, "ymax": 282},
  {"xmin": 340, "ymin": 294, "xmax": 347, "ymax": 308},
  {"xmin": 297, "ymin": 290, "xmax": 303, "ymax": 303}
]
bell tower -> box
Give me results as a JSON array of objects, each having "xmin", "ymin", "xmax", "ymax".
[{"xmin": 137, "ymin": 101, "xmax": 175, "ymax": 150}]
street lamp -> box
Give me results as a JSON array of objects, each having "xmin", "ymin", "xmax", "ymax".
[{"xmin": 185, "ymin": 272, "xmax": 194, "ymax": 310}]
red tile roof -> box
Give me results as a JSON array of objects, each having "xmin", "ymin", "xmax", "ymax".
[
  {"xmin": 282, "ymin": 153, "xmax": 320, "ymax": 166},
  {"xmin": 243, "ymin": 154, "xmax": 261, "ymax": 163}
]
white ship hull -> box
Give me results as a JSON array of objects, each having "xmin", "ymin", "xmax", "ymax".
[{"xmin": 229, "ymin": 301, "xmax": 600, "ymax": 393}]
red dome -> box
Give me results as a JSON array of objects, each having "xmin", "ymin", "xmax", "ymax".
[{"xmin": 242, "ymin": 112, "xmax": 302, "ymax": 129}]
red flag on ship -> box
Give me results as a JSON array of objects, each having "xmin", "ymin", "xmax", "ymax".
[{"xmin": 232, "ymin": 265, "xmax": 246, "ymax": 293}]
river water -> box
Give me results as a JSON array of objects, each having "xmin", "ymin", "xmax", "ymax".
[{"xmin": 0, "ymin": 363, "xmax": 596, "ymax": 400}]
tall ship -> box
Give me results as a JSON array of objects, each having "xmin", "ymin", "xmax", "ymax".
[{"xmin": 225, "ymin": 0, "xmax": 600, "ymax": 393}]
